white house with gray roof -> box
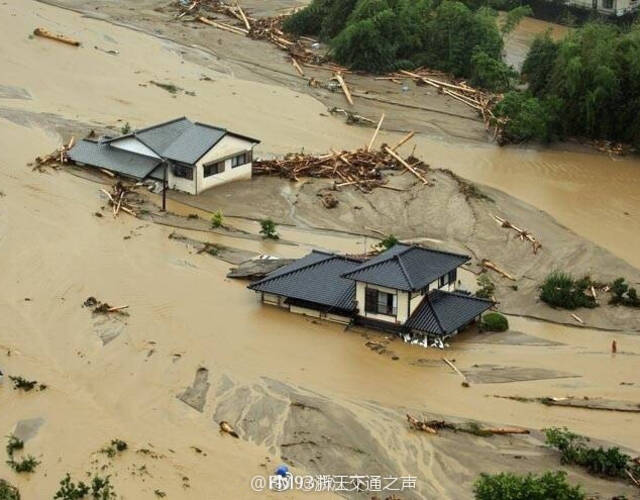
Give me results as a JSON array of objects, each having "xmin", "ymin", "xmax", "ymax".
[
  {"xmin": 68, "ymin": 117, "xmax": 260, "ymax": 195},
  {"xmin": 248, "ymin": 244, "xmax": 494, "ymax": 343}
]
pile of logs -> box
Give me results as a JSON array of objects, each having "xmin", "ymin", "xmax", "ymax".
[
  {"xmin": 491, "ymin": 214, "xmax": 542, "ymax": 254},
  {"xmin": 31, "ymin": 137, "xmax": 75, "ymax": 171},
  {"xmin": 176, "ymin": 0, "xmax": 322, "ymax": 66},
  {"xmin": 253, "ymin": 134, "xmax": 430, "ymax": 192},
  {"xmin": 407, "ymin": 414, "xmax": 530, "ymax": 436},
  {"xmin": 100, "ymin": 182, "xmax": 141, "ymax": 217},
  {"xmin": 396, "ymin": 69, "xmax": 502, "ymax": 137}
]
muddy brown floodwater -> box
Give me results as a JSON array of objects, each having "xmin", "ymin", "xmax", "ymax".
[{"xmin": 1, "ymin": 1, "xmax": 640, "ymax": 498}]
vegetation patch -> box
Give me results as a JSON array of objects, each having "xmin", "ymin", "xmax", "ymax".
[
  {"xmin": 473, "ymin": 470, "xmax": 584, "ymax": 500},
  {"xmin": 498, "ymin": 23, "xmax": 640, "ymax": 146},
  {"xmin": 54, "ymin": 474, "xmax": 116, "ymax": 500},
  {"xmin": 210, "ymin": 210, "xmax": 224, "ymax": 229},
  {"xmin": 259, "ymin": 219, "xmax": 279, "ymax": 240},
  {"xmin": 480, "ymin": 312, "xmax": 508, "ymax": 332},
  {"xmin": 0, "ymin": 479, "xmax": 20, "ymax": 500},
  {"xmin": 544, "ymin": 427, "xmax": 640, "ymax": 485},
  {"xmin": 376, "ymin": 234, "xmax": 399, "ymax": 250},
  {"xmin": 8, "ymin": 376, "xmax": 46, "ymax": 392},
  {"xmin": 283, "ymin": 0, "xmax": 525, "ymax": 90},
  {"xmin": 609, "ymin": 277, "xmax": 640, "ymax": 307},
  {"xmin": 475, "ymin": 274, "xmax": 495, "ymax": 299},
  {"xmin": 539, "ymin": 272, "xmax": 597, "ymax": 310},
  {"xmin": 99, "ymin": 439, "xmax": 128, "ymax": 458}
]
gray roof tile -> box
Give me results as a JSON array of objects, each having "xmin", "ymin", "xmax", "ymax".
[
  {"xmin": 68, "ymin": 139, "xmax": 161, "ymax": 179},
  {"xmin": 406, "ymin": 290, "xmax": 493, "ymax": 335},
  {"xmin": 248, "ymin": 251, "xmax": 360, "ymax": 312},
  {"xmin": 162, "ymin": 123, "xmax": 226, "ymax": 164},
  {"xmin": 342, "ymin": 244, "xmax": 469, "ymax": 291}
]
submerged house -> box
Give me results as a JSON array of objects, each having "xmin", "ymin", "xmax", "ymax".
[
  {"xmin": 248, "ymin": 244, "xmax": 494, "ymax": 342},
  {"xmin": 68, "ymin": 117, "xmax": 260, "ymax": 195}
]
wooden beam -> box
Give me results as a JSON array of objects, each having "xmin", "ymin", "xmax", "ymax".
[
  {"xmin": 333, "ymin": 72, "xmax": 354, "ymax": 106},
  {"xmin": 33, "ymin": 28, "xmax": 80, "ymax": 47},
  {"xmin": 236, "ymin": 3, "xmax": 251, "ymax": 31},
  {"xmin": 197, "ymin": 17, "xmax": 248, "ymax": 35},
  {"xmin": 391, "ymin": 131, "xmax": 415, "ymax": 151},
  {"xmin": 367, "ymin": 113, "xmax": 385, "ymax": 152},
  {"xmin": 291, "ymin": 57, "xmax": 305, "ymax": 77},
  {"xmin": 384, "ymin": 146, "xmax": 429, "ymax": 185}
]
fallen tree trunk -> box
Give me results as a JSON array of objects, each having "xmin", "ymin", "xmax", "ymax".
[
  {"xmin": 333, "ymin": 72, "xmax": 354, "ymax": 106},
  {"xmin": 407, "ymin": 414, "xmax": 529, "ymax": 436},
  {"xmin": 481, "ymin": 259, "xmax": 516, "ymax": 281},
  {"xmin": 33, "ymin": 27, "xmax": 80, "ymax": 46}
]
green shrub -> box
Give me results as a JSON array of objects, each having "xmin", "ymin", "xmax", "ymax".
[
  {"xmin": 331, "ymin": 18, "xmax": 397, "ymax": 73},
  {"xmin": 7, "ymin": 456, "xmax": 39, "ymax": 474},
  {"xmin": 211, "ymin": 210, "xmax": 224, "ymax": 229},
  {"xmin": 475, "ymin": 274, "xmax": 495, "ymax": 299},
  {"xmin": 5, "ymin": 436, "xmax": 24, "ymax": 457},
  {"xmin": 0, "ymin": 479, "xmax": 20, "ymax": 500},
  {"xmin": 609, "ymin": 277, "xmax": 640, "ymax": 307},
  {"xmin": 494, "ymin": 91, "xmax": 558, "ymax": 143},
  {"xmin": 8, "ymin": 376, "xmax": 38, "ymax": 392},
  {"xmin": 539, "ymin": 271, "xmax": 597, "ymax": 310},
  {"xmin": 544, "ymin": 427, "xmax": 640, "ymax": 481},
  {"xmin": 99, "ymin": 439, "xmax": 127, "ymax": 458},
  {"xmin": 470, "ymin": 50, "xmax": 516, "ymax": 92},
  {"xmin": 54, "ymin": 474, "xmax": 116, "ymax": 500},
  {"xmin": 120, "ymin": 122, "xmax": 131, "ymax": 135},
  {"xmin": 473, "ymin": 471, "xmax": 584, "ymax": 500},
  {"xmin": 480, "ymin": 312, "xmax": 508, "ymax": 332},
  {"xmin": 377, "ymin": 234, "xmax": 399, "ymax": 250},
  {"xmin": 282, "ymin": 0, "xmax": 333, "ymax": 36},
  {"xmin": 259, "ymin": 219, "xmax": 279, "ymax": 240}
]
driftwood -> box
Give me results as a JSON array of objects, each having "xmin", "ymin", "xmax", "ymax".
[
  {"xmin": 291, "ymin": 57, "xmax": 305, "ymax": 77},
  {"xmin": 219, "ymin": 421, "xmax": 239, "ymax": 438},
  {"xmin": 491, "ymin": 214, "xmax": 542, "ymax": 254},
  {"xmin": 333, "ymin": 72, "xmax": 354, "ymax": 106},
  {"xmin": 100, "ymin": 182, "xmax": 141, "ymax": 217},
  {"xmin": 32, "ymin": 137, "xmax": 75, "ymax": 171},
  {"xmin": 407, "ymin": 414, "xmax": 529, "ymax": 436},
  {"xmin": 391, "ymin": 131, "xmax": 415, "ymax": 151},
  {"xmin": 384, "ymin": 147, "xmax": 430, "ymax": 185},
  {"xmin": 442, "ymin": 357, "xmax": 470, "ymax": 387},
  {"xmin": 253, "ymin": 143, "xmax": 429, "ymax": 193},
  {"xmin": 571, "ymin": 313, "xmax": 584, "ymax": 324},
  {"xmin": 33, "ymin": 27, "xmax": 80, "ymax": 46},
  {"xmin": 481, "ymin": 259, "xmax": 516, "ymax": 281},
  {"xmin": 493, "ymin": 395, "xmax": 640, "ymax": 413},
  {"xmin": 367, "ymin": 113, "xmax": 385, "ymax": 152}
]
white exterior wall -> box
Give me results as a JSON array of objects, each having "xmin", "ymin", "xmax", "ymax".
[
  {"xmin": 409, "ymin": 292, "xmax": 423, "ymax": 316},
  {"xmin": 566, "ymin": 0, "xmax": 636, "ymax": 15},
  {"xmin": 168, "ymin": 166, "xmax": 197, "ymax": 195},
  {"xmin": 110, "ymin": 137, "xmax": 160, "ymax": 158},
  {"xmin": 355, "ymin": 282, "xmax": 410, "ymax": 324},
  {"xmin": 195, "ymin": 136, "xmax": 255, "ymax": 194}
]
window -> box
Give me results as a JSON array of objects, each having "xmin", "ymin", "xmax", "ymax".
[
  {"xmin": 364, "ymin": 287, "xmax": 397, "ymax": 316},
  {"xmin": 203, "ymin": 160, "xmax": 224, "ymax": 177},
  {"xmin": 231, "ymin": 151, "xmax": 252, "ymax": 168},
  {"xmin": 439, "ymin": 275, "xmax": 447, "ymax": 288},
  {"xmin": 172, "ymin": 164, "xmax": 193, "ymax": 180},
  {"xmin": 448, "ymin": 269, "xmax": 457, "ymax": 284},
  {"xmin": 603, "ymin": 0, "xmax": 613, "ymax": 8}
]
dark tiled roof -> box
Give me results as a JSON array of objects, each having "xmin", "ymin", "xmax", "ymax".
[
  {"xmin": 405, "ymin": 290, "xmax": 493, "ymax": 335},
  {"xmin": 104, "ymin": 117, "xmax": 260, "ymax": 165},
  {"xmin": 342, "ymin": 244, "xmax": 469, "ymax": 292},
  {"xmin": 68, "ymin": 139, "xmax": 161, "ymax": 179},
  {"xmin": 248, "ymin": 251, "xmax": 360, "ymax": 312}
]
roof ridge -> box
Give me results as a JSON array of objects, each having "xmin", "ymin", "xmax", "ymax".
[
  {"xmin": 413, "ymin": 245, "xmax": 470, "ymax": 260},
  {"xmin": 425, "ymin": 294, "xmax": 445, "ymax": 334},
  {"xmin": 395, "ymin": 254, "xmax": 414, "ymax": 290},
  {"xmin": 193, "ymin": 121, "xmax": 227, "ymax": 132},
  {"xmin": 435, "ymin": 289, "xmax": 495, "ymax": 304},
  {"xmin": 249, "ymin": 253, "xmax": 337, "ymax": 287},
  {"xmin": 134, "ymin": 116, "xmax": 190, "ymax": 135}
]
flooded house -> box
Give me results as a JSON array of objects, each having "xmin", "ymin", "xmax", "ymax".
[
  {"xmin": 248, "ymin": 244, "xmax": 494, "ymax": 342},
  {"xmin": 68, "ymin": 117, "xmax": 260, "ymax": 195}
]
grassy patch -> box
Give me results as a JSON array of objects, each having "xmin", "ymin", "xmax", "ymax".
[
  {"xmin": 480, "ymin": 312, "xmax": 508, "ymax": 332},
  {"xmin": 0, "ymin": 479, "xmax": 20, "ymax": 500}
]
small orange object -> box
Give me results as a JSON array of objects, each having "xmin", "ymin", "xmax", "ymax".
[{"xmin": 612, "ymin": 339, "xmax": 617, "ymax": 353}]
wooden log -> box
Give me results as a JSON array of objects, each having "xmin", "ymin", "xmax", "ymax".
[
  {"xmin": 236, "ymin": 3, "xmax": 251, "ymax": 31},
  {"xmin": 291, "ymin": 57, "xmax": 305, "ymax": 77},
  {"xmin": 100, "ymin": 188, "xmax": 115, "ymax": 204},
  {"xmin": 571, "ymin": 313, "xmax": 584, "ymax": 324},
  {"xmin": 384, "ymin": 147, "xmax": 429, "ymax": 185},
  {"xmin": 99, "ymin": 168, "xmax": 115, "ymax": 177},
  {"xmin": 197, "ymin": 16, "xmax": 248, "ymax": 35},
  {"xmin": 107, "ymin": 305, "xmax": 129, "ymax": 313},
  {"xmin": 483, "ymin": 427, "xmax": 530, "ymax": 435},
  {"xmin": 333, "ymin": 72, "xmax": 354, "ymax": 106},
  {"xmin": 442, "ymin": 357, "xmax": 470, "ymax": 387},
  {"xmin": 407, "ymin": 414, "xmax": 437, "ymax": 434},
  {"xmin": 481, "ymin": 259, "xmax": 516, "ymax": 281},
  {"xmin": 33, "ymin": 27, "xmax": 80, "ymax": 47},
  {"xmin": 391, "ymin": 131, "xmax": 415, "ymax": 151},
  {"xmin": 367, "ymin": 113, "xmax": 385, "ymax": 152}
]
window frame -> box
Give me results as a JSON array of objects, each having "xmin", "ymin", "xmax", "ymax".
[
  {"xmin": 364, "ymin": 287, "xmax": 397, "ymax": 316},
  {"xmin": 203, "ymin": 160, "xmax": 225, "ymax": 177},
  {"xmin": 172, "ymin": 163, "xmax": 193, "ymax": 180}
]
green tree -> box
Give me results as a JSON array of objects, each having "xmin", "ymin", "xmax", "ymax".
[
  {"xmin": 259, "ymin": 219, "xmax": 279, "ymax": 240},
  {"xmin": 473, "ymin": 471, "xmax": 584, "ymax": 500},
  {"xmin": 521, "ymin": 31, "xmax": 558, "ymax": 95}
]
